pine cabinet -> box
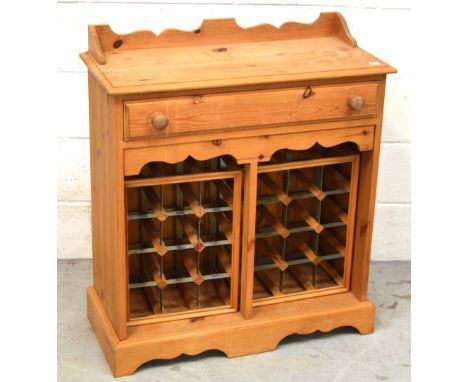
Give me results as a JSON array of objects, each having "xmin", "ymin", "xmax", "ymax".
[{"xmin": 80, "ymin": 12, "xmax": 396, "ymax": 376}]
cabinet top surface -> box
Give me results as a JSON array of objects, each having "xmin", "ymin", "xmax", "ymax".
[{"xmin": 81, "ymin": 12, "xmax": 396, "ymax": 95}]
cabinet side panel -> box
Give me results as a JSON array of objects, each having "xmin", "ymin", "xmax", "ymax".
[
  {"xmin": 350, "ymin": 77, "xmax": 387, "ymax": 300},
  {"xmin": 88, "ymin": 75, "xmax": 127, "ymax": 339}
]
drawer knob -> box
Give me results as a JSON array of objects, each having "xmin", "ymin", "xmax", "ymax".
[
  {"xmin": 150, "ymin": 112, "xmax": 169, "ymax": 130},
  {"xmin": 348, "ymin": 94, "xmax": 365, "ymax": 111}
]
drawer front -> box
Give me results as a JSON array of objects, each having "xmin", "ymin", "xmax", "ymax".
[{"xmin": 124, "ymin": 82, "xmax": 378, "ymax": 140}]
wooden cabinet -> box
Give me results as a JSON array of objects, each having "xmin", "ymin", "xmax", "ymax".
[{"xmin": 80, "ymin": 12, "xmax": 396, "ymax": 377}]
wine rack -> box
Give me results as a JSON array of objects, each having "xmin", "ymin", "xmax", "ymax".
[
  {"xmin": 253, "ymin": 144, "xmax": 359, "ymax": 304},
  {"xmin": 125, "ymin": 145, "xmax": 359, "ymax": 319},
  {"xmin": 125, "ymin": 156, "xmax": 242, "ymax": 323}
]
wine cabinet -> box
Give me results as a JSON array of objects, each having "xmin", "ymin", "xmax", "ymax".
[{"xmin": 80, "ymin": 12, "xmax": 396, "ymax": 376}]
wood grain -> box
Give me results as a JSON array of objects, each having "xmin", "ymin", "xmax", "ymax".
[
  {"xmin": 214, "ymin": 212, "xmax": 233, "ymax": 243},
  {"xmin": 215, "ymin": 246, "xmax": 231, "ymax": 275},
  {"xmin": 88, "ymin": 286, "xmax": 375, "ymax": 377},
  {"xmin": 229, "ymin": 172, "xmax": 243, "ymax": 311},
  {"xmin": 290, "ymin": 200, "xmax": 324, "ymax": 233},
  {"xmin": 88, "ymin": 75, "xmax": 127, "ymax": 340},
  {"xmin": 256, "ymin": 239, "xmax": 288, "ymax": 271},
  {"xmin": 142, "ymin": 187, "xmax": 168, "ymax": 221},
  {"xmin": 88, "ymin": 25, "xmax": 106, "ymax": 65},
  {"xmin": 124, "ymin": 126, "xmax": 375, "ymax": 176},
  {"xmin": 84, "ymin": 12, "xmax": 393, "ymax": 375},
  {"xmin": 240, "ymin": 163, "xmax": 258, "ymax": 319},
  {"xmin": 178, "ymin": 216, "xmax": 205, "ymax": 252},
  {"xmin": 178, "ymin": 182, "xmax": 206, "ymax": 217},
  {"xmin": 143, "ymin": 254, "xmax": 168, "ymax": 289},
  {"xmin": 213, "ymin": 279, "xmax": 231, "ymax": 306},
  {"xmin": 124, "ymin": 83, "xmax": 378, "ymax": 139},
  {"xmin": 213, "ymin": 179, "xmax": 234, "ymax": 208},
  {"xmin": 143, "ymin": 287, "xmax": 161, "ymax": 315},
  {"xmin": 350, "ymin": 79, "xmax": 387, "ymax": 299},
  {"xmin": 90, "ymin": 13, "xmax": 357, "ymax": 53},
  {"xmin": 288, "ymin": 266, "xmax": 314, "ymax": 290},
  {"xmin": 141, "ymin": 219, "xmax": 167, "ymax": 256},
  {"xmin": 256, "ymin": 271, "xmax": 282, "ymax": 296},
  {"xmin": 257, "ymin": 205, "xmax": 290, "ymax": 239},
  {"xmin": 182, "ymin": 253, "xmax": 204, "ymax": 286},
  {"xmin": 121, "ymin": 117, "xmax": 378, "ymax": 151},
  {"xmin": 81, "ymin": 13, "xmax": 396, "ymax": 95}
]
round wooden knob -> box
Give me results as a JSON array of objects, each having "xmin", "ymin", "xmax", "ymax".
[
  {"xmin": 150, "ymin": 112, "xmax": 169, "ymax": 130},
  {"xmin": 348, "ymin": 94, "xmax": 365, "ymax": 111}
]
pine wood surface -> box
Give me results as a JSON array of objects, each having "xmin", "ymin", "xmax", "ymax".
[
  {"xmin": 350, "ymin": 78, "xmax": 387, "ymax": 300},
  {"xmin": 88, "ymin": 285, "xmax": 375, "ymax": 377},
  {"xmin": 82, "ymin": 12, "xmax": 395, "ymax": 376},
  {"xmin": 88, "ymin": 75, "xmax": 127, "ymax": 340},
  {"xmin": 124, "ymin": 82, "xmax": 378, "ymax": 139},
  {"xmin": 90, "ymin": 13, "xmax": 357, "ymax": 53},
  {"xmin": 123, "ymin": 125, "xmax": 374, "ymax": 176},
  {"xmin": 80, "ymin": 14, "xmax": 396, "ymax": 95},
  {"xmin": 240, "ymin": 163, "xmax": 258, "ymax": 319}
]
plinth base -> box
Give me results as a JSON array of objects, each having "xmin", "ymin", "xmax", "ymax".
[{"xmin": 87, "ymin": 286, "xmax": 375, "ymax": 377}]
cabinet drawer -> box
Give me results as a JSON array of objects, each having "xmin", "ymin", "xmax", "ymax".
[{"xmin": 124, "ymin": 82, "xmax": 378, "ymax": 140}]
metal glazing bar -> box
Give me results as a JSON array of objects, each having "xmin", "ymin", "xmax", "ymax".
[
  {"xmin": 129, "ymin": 247, "xmax": 163, "ymax": 255},
  {"xmin": 256, "ymin": 188, "xmax": 348, "ymax": 206},
  {"xmin": 254, "ymin": 252, "xmax": 342, "ymax": 272},
  {"xmin": 128, "ymin": 205, "xmax": 232, "ymax": 220},
  {"xmin": 128, "ymin": 237, "xmax": 230, "ymax": 255},
  {"xmin": 129, "ymin": 222, "xmax": 346, "ymax": 254},
  {"xmin": 129, "ymin": 272, "xmax": 230, "ymax": 289},
  {"xmin": 255, "ymin": 221, "xmax": 345, "ymax": 239}
]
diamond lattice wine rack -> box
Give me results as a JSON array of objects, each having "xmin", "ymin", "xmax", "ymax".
[
  {"xmin": 126, "ymin": 156, "xmax": 242, "ymax": 322},
  {"xmin": 253, "ymin": 145, "xmax": 359, "ymax": 304}
]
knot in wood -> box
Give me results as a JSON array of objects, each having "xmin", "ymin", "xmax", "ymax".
[
  {"xmin": 113, "ymin": 39, "xmax": 123, "ymax": 49},
  {"xmin": 303, "ymin": 86, "xmax": 314, "ymax": 98}
]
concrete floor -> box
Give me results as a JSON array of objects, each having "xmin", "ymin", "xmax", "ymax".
[{"xmin": 58, "ymin": 260, "xmax": 410, "ymax": 382}]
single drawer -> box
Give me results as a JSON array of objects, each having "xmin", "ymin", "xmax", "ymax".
[{"xmin": 124, "ymin": 82, "xmax": 378, "ymax": 140}]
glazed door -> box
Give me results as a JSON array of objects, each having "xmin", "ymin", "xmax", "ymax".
[
  {"xmin": 124, "ymin": 156, "xmax": 242, "ymax": 325},
  {"xmin": 240, "ymin": 144, "xmax": 360, "ymax": 316}
]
